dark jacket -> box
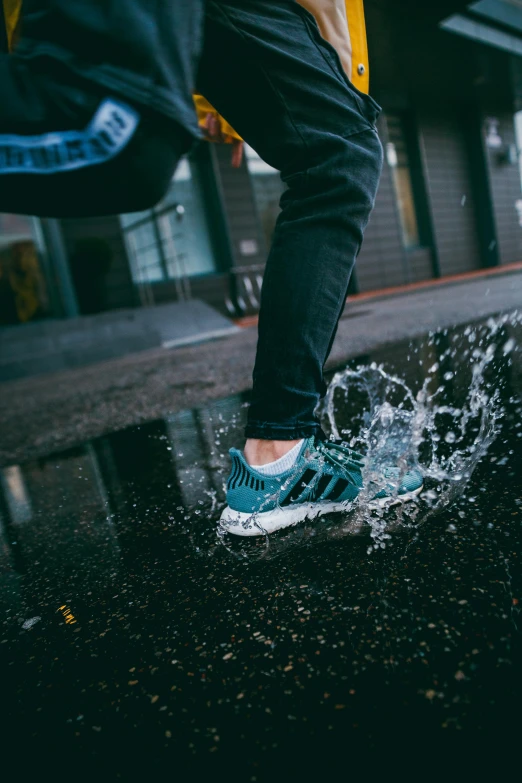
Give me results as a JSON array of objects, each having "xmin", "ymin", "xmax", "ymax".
[{"xmin": 3, "ymin": 0, "xmax": 202, "ymax": 137}]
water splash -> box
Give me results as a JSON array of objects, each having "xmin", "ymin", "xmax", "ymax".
[
  {"xmin": 318, "ymin": 313, "xmax": 521, "ymax": 549},
  {"xmin": 215, "ymin": 313, "xmax": 520, "ymax": 556}
]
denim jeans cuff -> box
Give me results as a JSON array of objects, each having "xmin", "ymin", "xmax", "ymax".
[{"xmin": 244, "ymin": 421, "xmax": 325, "ymax": 441}]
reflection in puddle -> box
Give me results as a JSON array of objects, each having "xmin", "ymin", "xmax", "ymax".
[{"xmin": 0, "ymin": 313, "xmax": 520, "ymax": 580}]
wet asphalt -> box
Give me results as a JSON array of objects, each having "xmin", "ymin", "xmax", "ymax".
[
  {"xmin": 1, "ymin": 316, "xmax": 521, "ymax": 780},
  {"xmin": 1, "ymin": 271, "xmax": 521, "ymax": 467}
]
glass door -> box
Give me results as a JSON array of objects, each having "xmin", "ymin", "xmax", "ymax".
[{"xmin": 121, "ymin": 151, "xmax": 219, "ymax": 306}]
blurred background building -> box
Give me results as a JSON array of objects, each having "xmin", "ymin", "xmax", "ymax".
[{"xmin": 2, "ymin": 0, "xmax": 522, "ymax": 380}]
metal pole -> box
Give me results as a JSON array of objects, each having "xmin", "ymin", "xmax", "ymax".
[{"xmin": 39, "ymin": 218, "xmax": 80, "ymax": 318}]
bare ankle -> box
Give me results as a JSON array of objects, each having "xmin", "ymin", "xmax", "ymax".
[{"xmin": 244, "ymin": 438, "xmax": 302, "ymax": 466}]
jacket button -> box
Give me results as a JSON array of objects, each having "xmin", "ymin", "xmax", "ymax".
[{"xmin": 357, "ymin": 63, "xmax": 366, "ymax": 75}]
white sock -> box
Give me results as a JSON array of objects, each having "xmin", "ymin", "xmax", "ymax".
[{"xmin": 251, "ymin": 440, "xmax": 304, "ymax": 476}]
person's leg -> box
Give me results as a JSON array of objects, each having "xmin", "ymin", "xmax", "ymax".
[{"xmin": 199, "ymin": 0, "xmax": 383, "ymax": 463}]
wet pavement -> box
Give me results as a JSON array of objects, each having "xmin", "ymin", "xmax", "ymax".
[
  {"xmin": 1, "ymin": 313, "xmax": 521, "ymax": 779},
  {"xmin": 2, "ymin": 271, "xmax": 521, "ymax": 467}
]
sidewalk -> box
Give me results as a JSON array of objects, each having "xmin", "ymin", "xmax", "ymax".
[
  {"xmin": 0, "ymin": 299, "xmax": 239, "ymax": 383},
  {"xmin": 234, "ymin": 260, "xmax": 522, "ymax": 328},
  {"xmin": 1, "ymin": 268, "xmax": 521, "ymax": 466}
]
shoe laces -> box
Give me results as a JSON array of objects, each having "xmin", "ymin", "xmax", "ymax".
[{"xmin": 311, "ymin": 436, "xmax": 365, "ymax": 481}]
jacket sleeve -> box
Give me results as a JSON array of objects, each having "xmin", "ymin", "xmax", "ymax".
[
  {"xmin": 2, "ymin": 0, "xmax": 241, "ymax": 143},
  {"xmin": 3, "ymin": 0, "xmax": 22, "ymax": 51}
]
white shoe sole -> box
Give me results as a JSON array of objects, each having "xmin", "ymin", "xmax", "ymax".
[{"xmin": 219, "ymin": 486, "xmax": 423, "ymax": 537}]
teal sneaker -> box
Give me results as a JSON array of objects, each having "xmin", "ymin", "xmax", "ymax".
[{"xmin": 219, "ymin": 436, "xmax": 423, "ymax": 536}]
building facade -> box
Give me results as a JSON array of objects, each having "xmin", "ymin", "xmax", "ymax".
[{"xmin": 1, "ymin": 0, "xmax": 522, "ymax": 331}]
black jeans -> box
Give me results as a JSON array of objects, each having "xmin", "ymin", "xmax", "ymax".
[
  {"xmin": 201, "ymin": 1, "xmax": 384, "ymax": 439},
  {"xmin": 1, "ymin": 0, "xmax": 383, "ymax": 438}
]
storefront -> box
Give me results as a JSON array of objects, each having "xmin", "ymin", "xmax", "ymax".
[{"xmin": 3, "ymin": 1, "xmax": 522, "ymax": 331}]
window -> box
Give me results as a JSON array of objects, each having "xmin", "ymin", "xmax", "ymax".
[
  {"xmin": 245, "ymin": 145, "xmax": 285, "ymax": 251},
  {"xmin": 121, "ymin": 152, "xmax": 218, "ymax": 288},
  {"xmin": 385, "ymin": 114, "xmax": 423, "ymax": 250}
]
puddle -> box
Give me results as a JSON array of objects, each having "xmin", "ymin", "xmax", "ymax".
[{"xmin": 1, "ymin": 313, "xmax": 521, "ymax": 775}]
